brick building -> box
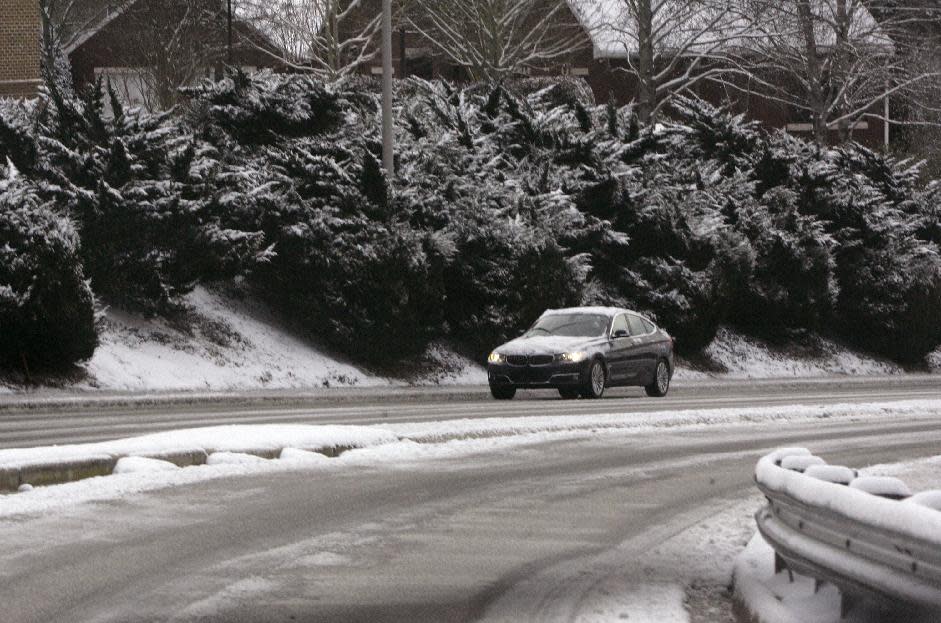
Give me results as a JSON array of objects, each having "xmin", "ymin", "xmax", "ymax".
[{"xmin": 0, "ymin": 0, "xmax": 42, "ymax": 98}]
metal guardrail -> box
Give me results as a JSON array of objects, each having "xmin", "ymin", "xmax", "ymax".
[{"xmin": 754, "ymin": 449, "xmax": 941, "ymax": 617}]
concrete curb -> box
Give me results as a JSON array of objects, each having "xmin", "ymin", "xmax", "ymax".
[{"xmin": 0, "ymin": 444, "xmax": 361, "ymax": 493}]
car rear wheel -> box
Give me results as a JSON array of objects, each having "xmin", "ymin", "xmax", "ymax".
[
  {"xmin": 558, "ymin": 388, "xmax": 579, "ymax": 400},
  {"xmin": 645, "ymin": 360, "xmax": 671, "ymax": 397},
  {"xmin": 580, "ymin": 360, "xmax": 606, "ymax": 399},
  {"xmin": 490, "ymin": 385, "xmax": 516, "ymax": 400}
]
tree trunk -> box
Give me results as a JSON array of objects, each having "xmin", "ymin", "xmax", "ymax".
[
  {"xmin": 796, "ymin": 0, "xmax": 827, "ymax": 145},
  {"xmin": 636, "ymin": 0, "xmax": 656, "ymax": 125}
]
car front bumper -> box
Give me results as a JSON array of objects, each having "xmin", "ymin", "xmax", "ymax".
[{"xmin": 488, "ymin": 359, "xmax": 591, "ymax": 389}]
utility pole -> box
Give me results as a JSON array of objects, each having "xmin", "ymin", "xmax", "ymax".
[
  {"xmin": 227, "ymin": 0, "xmax": 233, "ymax": 65},
  {"xmin": 381, "ymin": 0, "xmax": 394, "ymax": 174}
]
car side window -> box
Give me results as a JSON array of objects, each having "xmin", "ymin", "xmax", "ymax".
[
  {"xmin": 627, "ymin": 314, "xmax": 646, "ymax": 336},
  {"xmin": 641, "ymin": 318, "xmax": 656, "ymax": 333},
  {"xmin": 611, "ymin": 314, "xmax": 629, "ymax": 337}
]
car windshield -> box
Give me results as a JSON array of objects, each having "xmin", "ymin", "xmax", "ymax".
[{"xmin": 525, "ymin": 314, "xmax": 609, "ymax": 338}]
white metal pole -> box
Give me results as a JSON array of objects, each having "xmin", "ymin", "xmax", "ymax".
[{"xmin": 382, "ymin": 0, "xmax": 394, "ymax": 173}]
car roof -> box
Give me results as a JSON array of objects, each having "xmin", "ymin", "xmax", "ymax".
[{"xmin": 541, "ymin": 306, "xmax": 632, "ymax": 319}]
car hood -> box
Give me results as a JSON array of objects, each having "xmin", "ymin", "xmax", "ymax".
[{"xmin": 498, "ymin": 335, "xmax": 603, "ymax": 355}]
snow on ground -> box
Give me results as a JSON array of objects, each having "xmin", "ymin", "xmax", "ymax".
[
  {"xmin": 383, "ymin": 399, "xmax": 941, "ymax": 443},
  {"xmin": 675, "ymin": 328, "xmax": 903, "ymax": 380},
  {"xmin": 78, "ymin": 287, "xmax": 488, "ymax": 391},
  {"xmin": 83, "ymin": 287, "xmax": 388, "ymax": 391},
  {"xmin": 4, "ymin": 399, "xmax": 941, "ymax": 520},
  {"xmin": 0, "ymin": 424, "xmax": 397, "ymax": 471},
  {"xmin": 6, "ymin": 287, "xmax": 918, "ymax": 393}
]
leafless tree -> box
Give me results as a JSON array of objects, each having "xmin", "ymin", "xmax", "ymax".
[
  {"xmin": 730, "ymin": 0, "xmax": 941, "ymax": 144},
  {"xmin": 407, "ymin": 0, "xmax": 588, "ymax": 82},
  {"xmin": 39, "ymin": 0, "xmax": 132, "ymax": 84},
  {"xmin": 239, "ymin": 0, "xmax": 381, "ymax": 80},
  {"xmin": 575, "ymin": 0, "xmax": 765, "ymax": 125},
  {"xmin": 124, "ymin": 1, "xmax": 226, "ymax": 111}
]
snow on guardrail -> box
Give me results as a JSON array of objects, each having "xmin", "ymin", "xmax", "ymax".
[{"xmin": 754, "ymin": 448, "xmax": 941, "ymax": 615}]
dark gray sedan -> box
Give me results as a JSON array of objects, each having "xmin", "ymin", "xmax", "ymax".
[{"xmin": 487, "ymin": 307, "xmax": 675, "ymax": 400}]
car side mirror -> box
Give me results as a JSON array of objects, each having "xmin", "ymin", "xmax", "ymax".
[{"xmin": 613, "ymin": 329, "xmax": 630, "ymax": 339}]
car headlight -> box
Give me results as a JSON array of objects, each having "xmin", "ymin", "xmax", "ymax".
[
  {"xmin": 558, "ymin": 351, "xmax": 588, "ymax": 363},
  {"xmin": 488, "ymin": 352, "xmax": 505, "ymax": 364}
]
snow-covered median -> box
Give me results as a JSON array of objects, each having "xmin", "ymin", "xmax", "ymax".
[
  {"xmin": 4, "ymin": 399, "xmax": 941, "ymax": 520},
  {"xmin": 0, "ymin": 424, "xmax": 397, "ymax": 472}
]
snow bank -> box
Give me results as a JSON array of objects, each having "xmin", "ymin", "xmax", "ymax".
[
  {"xmin": 677, "ymin": 327, "xmax": 904, "ymax": 380},
  {"xmin": 113, "ymin": 456, "xmax": 179, "ymax": 474},
  {"xmin": 733, "ymin": 533, "xmax": 844, "ymax": 623},
  {"xmin": 0, "ymin": 424, "xmax": 398, "ymax": 471},
  {"xmin": 385, "ymin": 399, "xmax": 941, "ymax": 443}
]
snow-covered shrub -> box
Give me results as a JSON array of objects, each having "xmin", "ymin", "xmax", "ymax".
[
  {"xmin": 444, "ymin": 215, "xmax": 584, "ymax": 360},
  {"xmin": 37, "ymin": 81, "xmax": 269, "ymax": 314},
  {"xmin": 0, "ymin": 164, "xmax": 97, "ymax": 371},
  {"xmin": 835, "ymin": 237, "xmax": 941, "ymax": 363},
  {"xmin": 731, "ymin": 188, "xmax": 838, "ymax": 338},
  {"xmin": 182, "ymin": 70, "xmax": 345, "ymax": 148},
  {"xmin": 257, "ymin": 210, "xmax": 446, "ymax": 364},
  {"xmin": 0, "ymin": 98, "xmax": 38, "ymax": 175}
]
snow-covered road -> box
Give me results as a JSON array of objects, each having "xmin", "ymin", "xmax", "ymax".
[
  {"xmin": 2, "ymin": 406, "xmax": 941, "ymax": 623},
  {"xmin": 2, "ymin": 375, "xmax": 940, "ymax": 449}
]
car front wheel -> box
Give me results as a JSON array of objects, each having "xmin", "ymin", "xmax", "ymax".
[
  {"xmin": 490, "ymin": 385, "xmax": 516, "ymax": 400},
  {"xmin": 645, "ymin": 360, "xmax": 671, "ymax": 397},
  {"xmin": 580, "ymin": 360, "xmax": 606, "ymax": 399}
]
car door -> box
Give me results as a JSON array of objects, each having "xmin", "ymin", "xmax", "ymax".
[
  {"xmin": 627, "ymin": 314, "xmax": 658, "ymax": 383},
  {"xmin": 606, "ymin": 313, "xmax": 633, "ymax": 382}
]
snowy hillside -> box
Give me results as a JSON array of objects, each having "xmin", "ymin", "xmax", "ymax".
[
  {"xmin": 47, "ymin": 288, "xmax": 924, "ymax": 393},
  {"xmin": 81, "ymin": 287, "xmax": 486, "ymax": 392},
  {"xmin": 676, "ymin": 328, "xmax": 905, "ymax": 379}
]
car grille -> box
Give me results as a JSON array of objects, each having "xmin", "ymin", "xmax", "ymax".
[{"xmin": 506, "ymin": 354, "xmax": 554, "ymax": 366}]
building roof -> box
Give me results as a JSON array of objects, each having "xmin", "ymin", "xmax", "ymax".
[
  {"xmin": 566, "ymin": 0, "xmax": 890, "ymax": 60},
  {"xmin": 58, "ymin": 0, "xmax": 138, "ymax": 54}
]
